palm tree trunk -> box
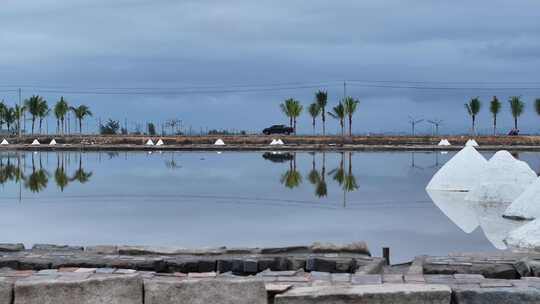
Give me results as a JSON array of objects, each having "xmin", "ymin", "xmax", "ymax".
[
  {"xmin": 39, "ymin": 119, "xmax": 43, "ymax": 134},
  {"xmin": 472, "ymin": 115, "xmax": 476, "ymax": 135},
  {"xmin": 493, "ymin": 115, "xmax": 497, "ymax": 135},
  {"xmin": 515, "ymin": 117, "xmax": 518, "ymax": 129},
  {"xmin": 31, "ymin": 118, "xmax": 35, "ymax": 134},
  {"xmin": 322, "ymin": 112, "xmax": 326, "ymax": 136},
  {"xmin": 340, "ymin": 120, "xmax": 344, "ymax": 136},
  {"xmin": 348, "ymin": 115, "xmax": 352, "ymax": 136},
  {"xmin": 289, "ymin": 117, "xmax": 293, "ymax": 128},
  {"xmin": 80, "ymin": 119, "xmax": 83, "ymax": 134},
  {"xmin": 312, "ymin": 118, "xmax": 315, "ymax": 135}
]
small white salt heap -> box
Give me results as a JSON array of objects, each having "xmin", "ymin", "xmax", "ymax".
[
  {"xmin": 275, "ymin": 139, "xmax": 284, "ymax": 145},
  {"xmin": 214, "ymin": 139, "xmax": 225, "ymax": 146},
  {"xmin": 31, "ymin": 139, "xmax": 40, "ymax": 145},
  {"xmin": 465, "ymin": 150, "xmax": 536, "ymax": 204},
  {"xmin": 0, "ymin": 139, "xmax": 8, "ymax": 145},
  {"xmin": 426, "ymin": 146, "xmax": 487, "ymax": 191},
  {"xmin": 505, "ymin": 219, "xmax": 540, "ymax": 250},
  {"xmin": 438, "ymin": 139, "xmax": 451, "ymax": 146},
  {"xmin": 156, "ymin": 139, "xmax": 164, "ymax": 146},
  {"xmin": 146, "ymin": 139, "xmax": 154, "ymax": 146},
  {"xmin": 426, "ymin": 189, "xmax": 479, "ymax": 233},
  {"xmin": 49, "ymin": 139, "xmax": 57, "ymax": 145},
  {"xmin": 504, "ymin": 177, "xmax": 540, "ymax": 220},
  {"xmin": 269, "ymin": 139, "xmax": 277, "ymax": 145}
]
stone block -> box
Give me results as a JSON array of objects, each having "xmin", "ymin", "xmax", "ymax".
[
  {"xmin": 351, "ymin": 274, "xmax": 382, "ymax": 285},
  {"xmin": 144, "ymin": 278, "xmax": 267, "ymax": 304},
  {"xmin": 306, "ymin": 258, "xmax": 335, "ymax": 273},
  {"xmin": 85, "ymin": 245, "xmax": 118, "ymax": 255},
  {"xmin": 0, "ymin": 244, "xmax": 25, "ymax": 252},
  {"xmin": 257, "ymin": 259, "xmax": 274, "ymax": 272},
  {"xmin": 197, "ymin": 260, "xmax": 216, "ymax": 273},
  {"xmin": 310, "ymin": 242, "xmax": 370, "ymax": 256},
  {"xmin": 32, "ymin": 244, "xmax": 83, "ymax": 252},
  {"xmin": 0, "ymin": 278, "xmax": 13, "ymax": 304},
  {"xmin": 243, "ymin": 260, "xmax": 258, "ymax": 274},
  {"xmin": 261, "ymin": 246, "xmax": 310, "ymax": 254},
  {"xmin": 287, "ymin": 258, "xmax": 306, "ymax": 271},
  {"xmin": 470, "ymin": 263, "xmax": 518, "ymax": 279},
  {"xmin": 274, "ymin": 284, "xmax": 451, "ymax": 304},
  {"xmin": 453, "ymin": 284, "xmax": 540, "ymax": 303},
  {"xmin": 14, "ymin": 274, "xmax": 142, "ymax": 304},
  {"xmin": 216, "ymin": 260, "xmax": 233, "ymax": 273}
]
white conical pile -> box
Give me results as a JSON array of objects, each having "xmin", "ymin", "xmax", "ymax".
[
  {"xmin": 31, "ymin": 139, "xmax": 40, "ymax": 145},
  {"xmin": 473, "ymin": 200, "xmax": 525, "ymax": 250},
  {"xmin": 426, "ymin": 146, "xmax": 487, "ymax": 191},
  {"xmin": 505, "ymin": 219, "xmax": 540, "ymax": 251},
  {"xmin": 275, "ymin": 139, "xmax": 284, "ymax": 145},
  {"xmin": 146, "ymin": 139, "xmax": 155, "ymax": 146},
  {"xmin": 214, "ymin": 139, "xmax": 225, "ymax": 146},
  {"xmin": 269, "ymin": 139, "xmax": 278, "ymax": 145},
  {"xmin": 504, "ymin": 177, "xmax": 540, "ymax": 220},
  {"xmin": 426, "ymin": 189, "xmax": 479, "ymax": 233},
  {"xmin": 465, "ymin": 151, "xmax": 536, "ymax": 204},
  {"xmin": 156, "ymin": 139, "xmax": 164, "ymax": 146},
  {"xmin": 49, "ymin": 139, "xmax": 57, "ymax": 145},
  {"xmin": 438, "ymin": 139, "xmax": 451, "ymax": 146},
  {"xmin": 465, "ymin": 139, "xmax": 479, "ymax": 147},
  {"xmin": 0, "ymin": 139, "xmax": 8, "ymax": 145}
]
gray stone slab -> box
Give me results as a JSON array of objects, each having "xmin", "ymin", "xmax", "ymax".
[
  {"xmin": 32, "ymin": 244, "xmax": 84, "ymax": 252},
  {"xmin": 382, "ymin": 274, "xmax": 403, "ymax": 283},
  {"xmin": 351, "ymin": 274, "xmax": 382, "ymax": 285},
  {"xmin": 453, "ymin": 284, "xmax": 540, "ymax": 303},
  {"xmin": 0, "ymin": 244, "xmax": 25, "ymax": 252},
  {"xmin": 274, "ymin": 284, "xmax": 451, "ymax": 304},
  {"xmin": 309, "ymin": 272, "xmax": 331, "ymax": 281},
  {"xmin": 14, "ymin": 274, "xmax": 142, "ymax": 304},
  {"xmin": 144, "ymin": 278, "xmax": 267, "ymax": 304},
  {"xmin": 331, "ymin": 273, "xmax": 351, "ymax": 283},
  {"xmin": 0, "ymin": 278, "xmax": 13, "ymax": 304},
  {"xmin": 355, "ymin": 258, "xmax": 385, "ymax": 275}
]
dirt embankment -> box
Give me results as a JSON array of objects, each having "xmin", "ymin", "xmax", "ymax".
[{"xmin": 3, "ymin": 134, "xmax": 540, "ymax": 146}]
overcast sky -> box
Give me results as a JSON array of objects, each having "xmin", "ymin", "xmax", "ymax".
[{"xmin": 1, "ymin": 0, "xmax": 540, "ymax": 135}]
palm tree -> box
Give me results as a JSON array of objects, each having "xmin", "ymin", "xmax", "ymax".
[
  {"xmin": 4, "ymin": 107, "xmax": 16, "ymax": 133},
  {"xmin": 489, "ymin": 96, "xmax": 501, "ymax": 135},
  {"xmin": 308, "ymin": 103, "xmax": 321, "ymax": 135},
  {"xmin": 0, "ymin": 101, "xmax": 7, "ymax": 131},
  {"xmin": 315, "ymin": 90, "xmax": 328, "ymax": 135},
  {"xmin": 280, "ymin": 98, "xmax": 295, "ymax": 129},
  {"xmin": 535, "ymin": 98, "xmax": 540, "ymax": 117},
  {"xmin": 465, "ymin": 97, "xmax": 481, "ymax": 135},
  {"xmin": 54, "ymin": 97, "xmax": 69, "ymax": 135},
  {"xmin": 24, "ymin": 95, "xmax": 45, "ymax": 134},
  {"xmin": 509, "ymin": 96, "xmax": 525, "ymax": 130},
  {"xmin": 71, "ymin": 105, "xmax": 92, "ymax": 134},
  {"xmin": 13, "ymin": 105, "xmax": 25, "ymax": 135},
  {"xmin": 343, "ymin": 97, "xmax": 360, "ymax": 136},
  {"xmin": 328, "ymin": 103, "xmax": 346, "ymax": 136},
  {"xmin": 37, "ymin": 99, "xmax": 49, "ymax": 134}
]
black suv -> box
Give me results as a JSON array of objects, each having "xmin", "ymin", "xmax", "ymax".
[{"xmin": 262, "ymin": 125, "xmax": 293, "ymax": 135}]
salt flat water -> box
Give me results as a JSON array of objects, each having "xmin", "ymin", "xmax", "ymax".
[{"xmin": 0, "ymin": 150, "xmax": 538, "ymax": 263}]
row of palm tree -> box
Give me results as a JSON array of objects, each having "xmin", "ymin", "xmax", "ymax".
[
  {"xmin": 0, "ymin": 96, "xmax": 92, "ymax": 135},
  {"xmin": 466, "ymin": 96, "xmax": 540, "ymax": 135},
  {"xmin": 280, "ymin": 90, "xmax": 360, "ymax": 136}
]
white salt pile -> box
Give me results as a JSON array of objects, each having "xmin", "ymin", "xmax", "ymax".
[
  {"xmin": 465, "ymin": 150, "xmax": 536, "ymax": 204},
  {"xmin": 465, "ymin": 139, "xmax": 479, "ymax": 147},
  {"xmin": 269, "ymin": 139, "xmax": 277, "ymax": 145},
  {"xmin": 31, "ymin": 139, "xmax": 40, "ymax": 145},
  {"xmin": 214, "ymin": 139, "xmax": 225, "ymax": 146},
  {"xmin": 426, "ymin": 146, "xmax": 487, "ymax": 191},
  {"xmin": 473, "ymin": 200, "xmax": 525, "ymax": 250},
  {"xmin": 505, "ymin": 219, "xmax": 540, "ymax": 251},
  {"xmin": 0, "ymin": 139, "xmax": 8, "ymax": 145},
  {"xmin": 146, "ymin": 139, "xmax": 155, "ymax": 146},
  {"xmin": 49, "ymin": 139, "xmax": 57, "ymax": 145},
  {"xmin": 504, "ymin": 177, "xmax": 540, "ymax": 220},
  {"xmin": 156, "ymin": 139, "xmax": 164, "ymax": 146},
  {"xmin": 437, "ymin": 139, "xmax": 451, "ymax": 146},
  {"xmin": 275, "ymin": 139, "xmax": 284, "ymax": 145},
  {"xmin": 426, "ymin": 189, "xmax": 479, "ymax": 233}
]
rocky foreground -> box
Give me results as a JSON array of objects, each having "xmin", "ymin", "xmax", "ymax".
[{"xmin": 0, "ymin": 243, "xmax": 540, "ymax": 303}]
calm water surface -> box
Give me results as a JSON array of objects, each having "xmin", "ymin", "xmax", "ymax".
[{"xmin": 1, "ymin": 150, "xmax": 538, "ymax": 263}]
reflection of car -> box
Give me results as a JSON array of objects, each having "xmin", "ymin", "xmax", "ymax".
[
  {"xmin": 262, "ymin": 152, "xmax": 294, "ymax": 163},
  {"xmin": 262, "ymin": 125, "xmax": 293, "ymax": 135}
]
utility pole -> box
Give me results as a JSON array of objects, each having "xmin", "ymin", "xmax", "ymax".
[
  {"xmin": 427, "ymin": 119, "xmax": 443, "ymax": 136},
  {"xmin": 343, "ymin": 81, "xmax": 347, "ymax": 99},
  {"xmin": 18, "ymin": 88, "xmax": 22, "ymax": 138}
]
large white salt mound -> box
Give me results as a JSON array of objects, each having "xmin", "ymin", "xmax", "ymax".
[
  {"xmin": 505, "ymin": 219, "xmax": 540, "ymax": 251},
  {"xmin": 426, "ymin": 146, "xmax": 487, "ymax": 191},
  {"xmin": 465, "ymin": 150, "xmax": 536, "ymax": 204},
  {"xmin": 214, "ymin": 139, "xmax": 225, "ymax": 146},
  {"xmin": 31, "ymin": 139, "xmax": 40, "ymax": 145},
  {"xmin": 474, "ymin": 201, "xmax": 526, "ymax": 250},
  {"xmin": 156, "ymin": 139, "xmax": 164, "ymax": 146},
  {"xmin": 0, "ymin": 139, "xmax": 8, "ymax": 145},
  {"xmin": 426, "ymin": 189, "xmax": 479, "ymax": 233},
  {"xmin": 146, "ymin": 139, "xmax": 154, "ymax": 146},
  {"xmin": 504, "ymin": 177, "xmax": 540, "ymax": 220},
  {"xmin": 465, "ymin": 139, "xmax": 479, "ymax": 147},
  {"xmin": 49, "ymin": 139, "xmax": 57, "ymax": 145}
]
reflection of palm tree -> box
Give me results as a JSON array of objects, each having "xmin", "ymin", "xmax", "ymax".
[
  {"xmin": 315, "ymin": 153, "xmax": 328, "ymax": 198},
  {"xmin": 281, "ymin": 153, "xmax": 302, "ymax": 189},
  {"xmin": 329, "ymin": 152, "xmax": 345, "ymax": 186},
  {"xmin": 343, "ymin": 152, "xmax": 358, "ymax": 192},
  {"xmin": 70, "ymin": 153, "xmax": 92, "ymax": 184},
  {"xmin": 54, "ymin": 153, "xmax": 69, "ymax": 191},
  {"xmin": 308, "ymin": 153, "xmax": 321, "ymax": 185},
  {"xmin": 24, "ymin": 154, "xmax": 48, "ymax": 193}
]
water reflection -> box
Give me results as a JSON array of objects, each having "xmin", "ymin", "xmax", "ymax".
[{"xmin": 0, "ymin": 152, "xmax": 93, "ymax": 194}]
